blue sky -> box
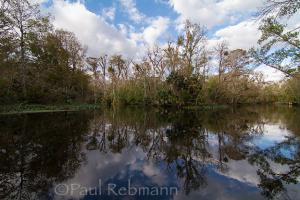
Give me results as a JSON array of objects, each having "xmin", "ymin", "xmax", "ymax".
[
  {"xmin": 38, "ymin": 0, "xmax": 263, "ymax": 54},
  {"xmin": 34, "ymin": 0, "xmax": 300, "ymax": 81}
]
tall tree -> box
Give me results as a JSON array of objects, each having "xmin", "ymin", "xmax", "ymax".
[
  {"xmin": 222, "ymin": 49, "xmax": 257, "ymax": 104},
  {"xmin": 259, "ymin": 0, "xmax": 300, "ymax": 19},
  {"xmin": 4, "ymin": 0, "xmax": 41, "ymax": 98},
  {"xmin": 108, "ymin": 55, "xmax": 127, "ymax": 105},
  {"xmin": 178, "ymin": 20, "xmax": 207, "ymax": 76},
  {"xmin": 224, "ymin": 49, "xmax": 250, "ymax": 72},
  {"xmin": 0, "ymin": 0, "xmax": 11, "ymax": 36},
  {"xmin": 147, "ymin": 45, "xmax": 165, "ymax": 80},
  {"xmin": 214, "ymin": 41, "xmax": 229, "ymax": 83},
  {"xmin": 251, "ymin": 0, "xmax": 300, "ymax": 77},
  {"xmin": 109, "ymin": 55, "xmax": 126, "ymax": 80},
  {"xmin": 87, "ymin": 57, "xmax": 100, "ymax": 104},
  {"xmin": 55, "ymin": 30, "xmax": 86, "ymax": 72},
  {"xmin": 133, "ymin": 61, "xmax": 151, "ymax": 103},
  {"xmin": 99, "ymin": 54, "xmax": 108, "ymax": 85},
  {"xmin": 164, "ymin": 41, "xmax": 181, "ymax": 73}
]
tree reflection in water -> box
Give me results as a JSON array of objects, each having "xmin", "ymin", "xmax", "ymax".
[
  {"xmin": 0, "ymin": 112, "xmax": 92, "ymax": 200},
  {"xmin": 86, "ymin": 106, "xmax": 300, "ymax": 199},
  {"xmin": 0, "ymin": 106, "xmax": 300, "ymax": 200},
  {"xmin": 249, "ymin": 136, "xmax": 300, "ymax": 199}
]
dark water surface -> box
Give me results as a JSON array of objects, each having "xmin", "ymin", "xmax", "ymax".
[{"xmin": 0, "ymin": 106, "xmax": 300, "ymax": 200}]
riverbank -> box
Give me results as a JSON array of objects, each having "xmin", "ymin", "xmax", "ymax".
[
  {"xmin": 0, "ymin": 104, "xmax": 101, "ymax": 115},
  {"xmin": 1, "ymin": 102, "xmax": 298, "ymax": 115}
]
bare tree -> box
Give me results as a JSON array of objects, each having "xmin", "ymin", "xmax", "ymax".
[
  {"xmin": 195, "ymin": 50, "xmax": 209, "ymax": 79},
  {"xmin": 147, "ymin": 45, "xmax": 165, "ymax": 80},
  {"xmin": 87, "ymin": 57, "xmax": 100, "ymax": 104},
  {"xmin": 99, "ymin": 54, "xmax": 108, "ymax": 85},
  {"xmin": 224, "ymin": 49, "xmax": 250, "ymax": 73},
  {"xmin": 0, "ymin": 0, "xmax": 11, "ymax": 36},
  {"xmin": 133, "ymin": 60, "xmax": 151, "ymax": 103},
  {"xmin": 108, "ymin": 55, "xmax": 127, "ymax": 105},
  {"xmin": 163, "ymin": 40, "xmax": 181, "ymax": 73},
  {"xmin": 5, "ymin": 0, "xmax": 40, "ymax": 98},
  {"xmin": 179, "ymin": 20, "xmax": 207, "ymax": 76},
  {"xmin": 214, "ymin": 41, "xmax": 229, "ymax": 83},
  {"xmin": 109, "ymin": 55, "xmax": 126, "ymax": 80}
]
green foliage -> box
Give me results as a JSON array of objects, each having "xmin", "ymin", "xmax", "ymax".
[
  {"xmin": 260, "ymin": 0, "xmax": 300, "ymax": 18},
  {"xmin": 0, "ymin": 0, "xmax": 299, "ymax": 107},
  {"xmin": 280, "ymin": 75, "xmax": 300, "ymax": 103},
  {"xmin": 116, "ymin": 82, "xmax": 145, "ymax": 105},
  {"xmin": 202, "ymin": 77, "xmax": 222, "ymax": 104},
  {"xmin": 157, "ymin": 88, "xmax": 175, "ymax": 106},
  {"xmin": 103, "ymin": 81, "xmax": 146, "ymax": 106},
  {"xmin": 0, "ymin": 104, "xmax": 101, "ymax": 114},
  {"xmin": 258, "ymin": 84, "xmax": 281, "ymax": 103},
  {"xmin": 0, "ymin": 1, "xmax": 91, "ymax": 104},
  {"xmin": 166, "ymin": 71, "xmax": 204, "ymax": 106},
  {"xmin": 250, "ymin": 17, "xmax": 300, "ymax": 77},
  {"xmin": 247, "ymin": 1, "xmax": 300, "ymax": 105}
]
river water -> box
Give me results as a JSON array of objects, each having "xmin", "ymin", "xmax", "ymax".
[{"xmin": 0, "ymin": 106, "xmax": 299, "ymax": 200}]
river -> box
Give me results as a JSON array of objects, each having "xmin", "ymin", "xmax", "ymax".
[{"xmin": 0, "ymin": 105, "xmax": 299, "ymax": 200}]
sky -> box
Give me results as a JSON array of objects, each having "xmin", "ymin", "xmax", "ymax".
[{"xmin": 33, "ymin": 0, "xmax": 300, "ymax": 81}]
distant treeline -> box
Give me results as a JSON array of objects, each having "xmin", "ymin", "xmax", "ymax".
[{"xmin": 0, "ymin": 0, "xmax": 299, "ymax": 106}]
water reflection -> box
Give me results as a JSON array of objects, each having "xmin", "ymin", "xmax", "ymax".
[
  {"xmin": 0, "ymin": 106, "xmax": 299, "ymax": 200},
  {"xmin": 0, "ymin": 112, "xmax": 92, "ymax": 200}
]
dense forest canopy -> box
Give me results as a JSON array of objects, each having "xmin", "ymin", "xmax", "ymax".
[{"xmin": 0, "ymin": 0, "xmax": 299, "ymax": 106}]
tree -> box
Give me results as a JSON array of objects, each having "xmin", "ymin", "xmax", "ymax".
[
  {"xmin": 26, "ymin": 30, "xmax": 90, "ymax": 103},
  {"xmin": 107, "ymin": 55, "xmax": 128, "ymax": 105},
  {"xmin": 4, "ymin": 0, "xmax": 42, "ymax": 98},
  {"xmin": 281, "ymin": 76, "xmax": 300, "ymax": 103},
  {"xmin": 250, "ymin": 18, "xmax": 300, "ymax": 77},
  {"xmin": 224, "ymin": 49, "xmax": 251, "ymax": 72},
  {"xmin": 147, "ymin": 45, "xmax": 165, "ymax": 80},
  {"xmin": 133, "ymin": 61, "xmax": 151, "ymax": 104},
  {"xmin": 194, "ymin": 50, "xmax": 209, "ymax": 79},
  {"xmin": 87, "ymin": 57, "xmax": 101, "ymax": 104},
  {"xmin": 178, "ymin": 20, "xmax": 207, "ymax": 76},
  {"xmin": 214, "ymin": 41, "xmax": 229, "ymax": 83},
  {"xmin": 55, "ymin": 30, "xmax": 86, "ymax": 71},
  {"xmin": 0, "ymin": 0, "xmax": 15, "ymax": 64},
  {"xmin": 99, "ymin": 54, "xmax": 108, "ymax": 85},
  {"xmin": 178, "ymin": 20, "xmax": 206, "ymax": 75},
  {"xmin": 163, "ymin": 40, "xmax": 181, "ymax": 73},
  {"xmin": 251, "ymin": 0, "xmax": 300, "ymax": 77},
  {"xmin": 0, "ymin": 0, "xmax": 11, "ymax": 37},
  {"xmin": 206, "ymin": 47, "xmax": 260, "ymax": 104},
  {"xmin": 259, "ymin": 0, "xmax": 300, "ymax": 19},
  {"xmin": 109, "ymin": 55, "xmax": 126, "ymax": 80}
]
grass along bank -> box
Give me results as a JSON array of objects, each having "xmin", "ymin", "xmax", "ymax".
[{"xmin": 0, "ymin": 104, "xmax": 101, "ymax": 115}]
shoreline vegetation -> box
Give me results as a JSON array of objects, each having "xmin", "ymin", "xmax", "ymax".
[
  {"xmin": 0, "ymin": 1, "xmax": 299, "ymax": 111},
  {"xmin": 0, "ymin": 102, "xmax": 298, "ymax": 115},
  {"xmin": 0, "ymin": 104, "xmax": 101, "ymax": 115}
]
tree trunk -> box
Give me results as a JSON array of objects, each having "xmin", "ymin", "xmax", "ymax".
[{"xmin": 20, "ymin": 25, "xmax": 27, "ymax": 99}]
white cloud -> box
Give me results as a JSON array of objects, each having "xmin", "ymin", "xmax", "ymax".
[
  {"xmin": 208, "ymin": 20, "xmax": 261, "ymax": 50},
  {"xmin": 169, "ymin": 0, "xmax": 263, "ymax": 28},
  {"xmin": 101, "ymin": 7, "xmax": 116, "ymax": 21},
  {"xmin": 50, "ymin": 0, "xmax": 139, "ymax": 57},
  {"xmin": 29, "ymin": 0, "xmax": 49, "ymax": 4},
  {"xmin": 207, "ymin": 19, "xmax": 285, "ymax": 82},
  {"xmin": 142, "ymin": 17, "xmax": 170, "ymax": 45},
  {"xmin": 130, "ymin": 16, "xmax": 170, "ymax": 46},
  {"xmin": 119, "ymin": 0, "xmax": 145, "ymax": 23},
  {"xmin": 285, "ymin": 12, "xmax": 300, "ymax": 30},
  {"xmin": 254, "ymin": 65, "xmax": 285, "ymax": 82}
]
